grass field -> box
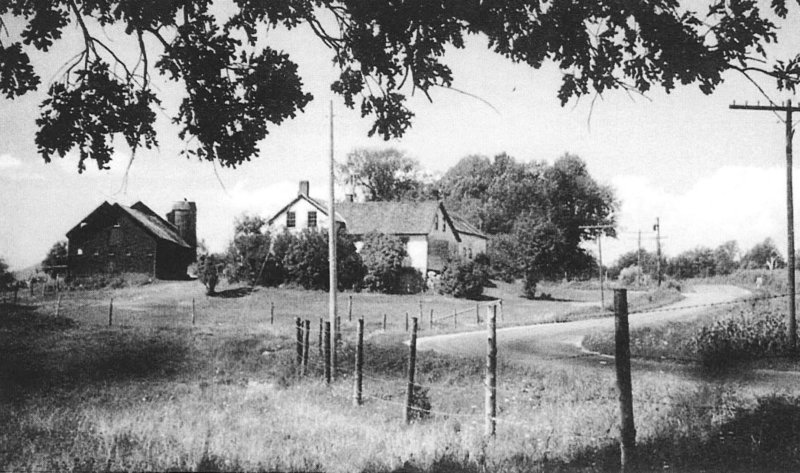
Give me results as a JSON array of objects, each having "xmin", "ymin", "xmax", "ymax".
[{"xmin": 4, "ymin": 279, "xmax": 796, "ymax": 471}]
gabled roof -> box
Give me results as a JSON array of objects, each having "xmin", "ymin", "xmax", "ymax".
[
  {"xmin": 450, "ymin": 214, "xmax": 488, "ymax": 240},
  {"xmin": 267, "ymin": 193, "xmax": 344, "ymax": 225},
  {"xmin": 67, "ymin": 201, "xmax": 191, "ymax": 248},
  {"xmin": 337, "ymin": 201, "xmax": 460, "ymax": 241}
]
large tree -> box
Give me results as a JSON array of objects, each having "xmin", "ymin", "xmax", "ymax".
[
  {"xmin": 337, "ymin": 148, "xmax": 431, "ymax": 201},
  {"xmin": 2, "ymin": 1, "xmax": 799, "ymax": 171},
  {"xmin": 42, "ymin": 240, "xmax": 68, "ymax": 278}
]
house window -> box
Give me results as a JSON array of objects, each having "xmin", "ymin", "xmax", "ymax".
[
  {"xmin": 287, "ymin": 211, "xmax": 296, "ymax": 228},
  {"xmin": 308, "ymin": 211, "xmax": 317, "ymax": 228},
  {"xmin": 434, "ymin": 215, "xmax": 439, "ymax": 230},
  {"xmin": 77, "ymin": 248, "xmax": 83, "ymax": 256}
]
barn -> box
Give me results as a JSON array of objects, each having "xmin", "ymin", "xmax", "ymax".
[{"xmin": 66, "ymin": 200, "xmax": 197, "ymax": 280}]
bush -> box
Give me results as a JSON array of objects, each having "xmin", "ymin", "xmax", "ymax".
[
  {"xmin": 523, "ymin": 268, "xmax": 538, "ymax": 299},
  {"xmin": 439, "ymin": 258, "xmax": 486, "ymax": 299},
  {"xmin": 394, "ymin": 267, "xmax": 426, "ymax": 294},
  {"xmin": 618, "ymin": 265, "xmax": 642, "ymax": 286},
  {"xmin": 695, "ymin": 308, "xmax": 790, "ymax": 368},
  {"xmin": 198, "ymin": 254, "xmax": 221, "ymax": 295},
  {"xmin": 360, "ymin": 232, "xmax": 409, "ymax": 293},
  {"xmin": 281, "ymin": 229, "xmax": 363, "ymax": 290}
]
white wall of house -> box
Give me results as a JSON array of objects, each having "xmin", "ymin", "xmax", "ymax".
[
  {"xmin": 270, "ymin": 198, "xmax": 330, "ymax": 233},
  {"xmin": 406, "ymin": 235, "xmax": 429, "ymax": 275}
]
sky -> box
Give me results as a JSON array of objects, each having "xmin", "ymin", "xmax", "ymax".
[{"xmin": 2, "ymin": 5, "xmax": 800, "ymax": 271}]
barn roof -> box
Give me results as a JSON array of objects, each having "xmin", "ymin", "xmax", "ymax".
[
  {"xmin": 67, "ymin": 201, "xmax": 191, "ymax": 248},
  {"xmin": 450, "ymin": 215, "xmax": 488, "ymax": 240},
  {"xmin": 337, "ymin": 201, "xmax": 460, "ymax": 241}
]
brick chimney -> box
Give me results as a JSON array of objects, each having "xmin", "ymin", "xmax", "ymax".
[{"xmin": 299, "ymin": 180, "xmax": 310, "ymax": 196}]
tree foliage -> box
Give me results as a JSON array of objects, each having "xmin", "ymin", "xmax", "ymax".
[
  {"xmin": 741, "ymin": 238, "xmax": 785, "ymax": 270},
  {"xmin": 359, "ymin": 231, "xmax": 407, "ymax": 293},
  {"xmin": 0, "ymin": 257, "xmax": 15, "ymax": 290},
  {"xmin": 225, "ymin": 214, "xmax": 270, "ymax": 286},
  {"xmin": 42, "ymin": 240, "xmax": 68, "ymax": 277},
  {"xmin": 280, "ymin": 229, "xmax": 363, "ymax": 290},
  {"xmin": 337, "ymin": 148, "xmax": 433, "ymax": 202},
  {"xmin": 3, "ymin": 1, "xmax": 799, "ymax": 170},
  {"xmin": 439, "ymin": 257, "xmax": 487, "ymax": 300},
  {"xmin": 197, "ymin": 253, "xmax": 220, "ymax": 295}
]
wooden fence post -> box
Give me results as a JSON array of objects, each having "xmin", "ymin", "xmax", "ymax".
[
  {"xmin": 405, "ymin": 312, "xmax": 409, "ymax": 332},
  {"xmin": 303, "ymin": 319, "xmax": 311, "ymax": 375},
  {"xmin": 354, "ymin": 318, "xmax": 364, "ymax": 406},
  {"xmin": 55, "ymin": 293, "xmax": 62, "ymax": 317},
  {"xmin": 404, "ymin": 317, "xmax": 418, "ymax": 424},
  {"xmin": 383, "ymin": 313, "xmax": 387, "ymax": 331},
  {"xmin": 324, "ymin": 321, "xmax": 331, "ymax": 384},
  {"xmin": 348, "ymin": 295, "xmax": 353, "ymax": 322},
  {"xmin": 476, "ymin": 303, "xmax": 480, "ymax": 325},
  {"xmin": 318, "ymin": 317, "xmax": 323, "ymax": 357},
  {"xmin": 418, "ymin": 300, "xmax": 423, "ymax": 329},
  {"xmin": 499, "ymin": 299, "xmax": 504, "ymax": 321},
  {"xmin": 336, "ymin": 316, "xmax": 341, "ymax": 346},
  {"xmin": 270, "ymin": 301, "xmax": 274, "ymax": 325},
  {"xmin": 192, "ymin": 298, "xmax": 196, "ymax": 325},
  {"xmin": 295, "ymin": 317, "xmax": 303, "ymax": 367},
  {"xmin": 429, "ymin": 309, "xmax": 434, "ymax": 330},
  {"xmin": 108, "ymin": 297, "xmax": 113, "ymax": 326},
  {"xmin": 614, "ymin": 289, "xmax": 636, "ymax": 472},
  {"xmin": 485, "ymin": 304, "xmax": 497, "ymax": 437}
]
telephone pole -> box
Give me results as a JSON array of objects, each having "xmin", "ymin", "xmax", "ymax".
[
  {"xmin": 653, "ymin": 218, "xmax": 662, "ymax": 287},
  {"xmin": 328, "ymin": 100, "xmax": 338, "ymax": 377},
  {"xmin": 580, "ymin": 224, "xmax": 615, "ymax": 310},
  {"xmin": 730, "ymin": 99, "xmax": 800, "ymax": 353}
]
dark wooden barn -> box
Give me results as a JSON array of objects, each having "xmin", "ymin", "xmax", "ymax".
[{"xmin": 66, "ymin": 200, "xmax": 197, "ymax": 280}]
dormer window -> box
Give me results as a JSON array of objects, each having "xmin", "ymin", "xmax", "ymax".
[{"xmin": 287, "ymin": 211, "xmax": 296, "ymax": 228}]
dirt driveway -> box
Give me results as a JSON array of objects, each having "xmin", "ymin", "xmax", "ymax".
[{"xmin": 417, "ymin": 285, "xmax": 751, "ymax": 362}]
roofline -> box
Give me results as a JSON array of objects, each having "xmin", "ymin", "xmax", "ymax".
[
  {"xmin": 437, "ymin": 202, "xmax": 461, "ymax": 243},
  {"xmin": 267, "ymin": 194, "xmax": 345, "ymax": 226},
  {"xmin": 121, "ymin": 203, "xmax": 192, "ymax": 248}
]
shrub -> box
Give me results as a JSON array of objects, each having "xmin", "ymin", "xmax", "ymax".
[
  {"xmin": 360, "ymin": 232, "xmax": 408, "ymax": 293},
  {"xmin": 225, "ymin": 215, "xmax": 271, "ymax": 285},
  {"xmin": 618, "ymin": 265, "xmax": 642, "ymax": 286},
  {"xmin": 394, "ymin": 267, "xmax": 426, "ymax": 294},
  {"xmin": 198, "ymin": 254, "xmax": 221, "ymax": 295},
  {"xmin": 439, "ymin": 258, "xmax": 485, "ymax": 299},
  {"xmin": 523, "ymin": 268, "xmax": 538, "ymax": 299},
  {"xmin": 281, "ymin": 229, "xmax": 363, "ymax": 290}
]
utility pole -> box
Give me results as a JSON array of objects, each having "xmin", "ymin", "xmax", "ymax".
[
  {"xmin": 730, "ymin": 99, "xmax": 800, "ymax": 353},
  {"xmin": 579, "ymin": 224, "xmax": 615, "ymax": 310},
  {"xmin": 653, "ymin": 218, "xmax": 662, "ymax": 287},
  {"xmin": 328, "ymin": 100, "xmax": 338, "ymax": 377}
]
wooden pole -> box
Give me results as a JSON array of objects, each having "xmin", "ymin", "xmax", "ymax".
[
  {"xmin": 324, "ymin": 321, "xmax": 331, "ymax": 384},
  {"xmin": 499, "ymin": 299, "xmax": 504, "ymax": 322},
  {"xmin": 328, "ymin": 100, "xmax": 339, "ymax": 382},
  {"xmin": 336, "ymin": 316, "xmax": 341, "ymax": 346},
  {"xmin": 614, "ymin": 289, "xmax": 636, "ymax": 471},
  {"xmin": 404, "ymin": 317, "xmax": 418, "ymax": 424},
  {"xmin": 354, "ymin": 318, "xmax": 364, "ymax": 406},
  {"xmin": 485, "ymin": 304, "xmax": 497, "ymax": 437},
  {"xmin": 429, "ymin": 308, "xmax": 434, "ymax": 330},
  {"xmin": 419, "ymin": 300, "xmax": 423, "ymax": 328},
  {"xmin": 192, "ymin": 298, "xmax": 196, "ymax": 325},
  {"xmin": 303, "ymin": 319, "xmax": 311, "ymax": 376},
  {"xmin": 318, "ymin": 317, "xmax": 323, "ymax": 357},
  {"xmin": 476, "ymin": 303, "xmax": 480, "ymax": 325},
  {"xmin": 295, "ymin": 317, "xmax": 303, "ymax": 367},
  {"xmin": 787, "ymin": 101, "xmax": 797, "ymax": 352},
  {"xmin": 348, "ymin": 295, "xmax": 353, "ymax": 322},
  {"xmin": 108, "ymin": 297, "xmax": 113, "ymax": 326},
  {"xmin": 270, "ymin": 301, "xmax": 274, "ymax": 325},
  {"xmin": 55, "ymin": 293, "xmax": 61, "ymax": 317},
  {"xmin": 405, "ymin": 312, "xmax": 409, "ymax": 332},
  {"xmin": 383, "ymin": 313, "xmax": 387, "ymax": 331}
]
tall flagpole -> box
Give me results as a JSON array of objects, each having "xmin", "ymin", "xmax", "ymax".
[{"xmin": 328, "ymin": 100, "xmax": 338, "ymax": 378}]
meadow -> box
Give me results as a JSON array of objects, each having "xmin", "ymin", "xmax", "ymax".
[{"xmin": 2, "ymin": 278, "xmax": 798, "ymax": 472}]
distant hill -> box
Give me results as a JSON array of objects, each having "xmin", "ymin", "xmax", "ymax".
[{"xmin": 12, "ymin": 264, "xmax": 43, "ymax": 281}]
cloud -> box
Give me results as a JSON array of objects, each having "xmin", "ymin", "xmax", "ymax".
[
  {"xmin": 0, "ymin": 153, "xmax": 45, "ymax": 182},
  {"xmin": 603, "ymin": 165, "xmax": 788, "ymax": 263}
]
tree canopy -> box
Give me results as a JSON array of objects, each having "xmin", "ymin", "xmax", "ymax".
[
  {"xmin": 337, "ymin": 148, "xmax": 432, "ymax": 201},
  {"xmin": 2, "ymin": 1, "xmax": 799, "ymax": 171}
]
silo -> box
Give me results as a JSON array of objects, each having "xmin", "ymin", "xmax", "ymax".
[{"xmin": 167, "ymin": 200, "xmax": 197, "ymax": 251}]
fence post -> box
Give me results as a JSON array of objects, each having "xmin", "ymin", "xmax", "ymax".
[
  {"xmin": 303, "ymin": 319, "xmax": 311, "ymax": 376},
  {"xmin": 318, "ymin": 317, "xmax": 323, "ymax": 357},
  {"xmin": 108, "ymin": 297, "xmax": 113, "ymax": 326},
  {"xmin": 419, "ymin": 300, "xmax": 423, "ymax": 329},
  {"xmin": 614, "ymin": 289, "xmax": 636, "ymax": 472},
  {"xmin": 476, "ymin": 303, "xmax": 480, "ymax": 325},
  {"xmin": 486, "ymin": 304, "xmax": 497, "ymax": 437},
  {"xmin": 354, "ymin": 318, "xmax": 364, "ymax": 406},
  {"xmin": 348, "ymin": 295, "xmax": 353, "ymax": 322},
  {"xmin": 295, "ymin": 317, "xmax": 303, "ymax": 367},
  {"xmin": 405, "ymin": 312, "xmax": 409, "ymax": 332},
  {"xmin": 430, "ymin": 308, "xmax": 434, "ymax": 330},
  {"xmin": 404, "ymin": 317, "xmax": 418, "ymax": 424},
  {"xmin": 270, "ymin": 301, "xmax": 274, "ymax": 325},
  {"xmin": 324, "ymin": 321, "xmax": 331, "ymax": 384},
  {"xmin": 499, "ymin": 299, "xmax": 504, "ymax": 322},
  {"xmin": 192, "ymin": 298, "xmax": 196, "ymax": 325},
  {"xmin": 383, "ymin": 313, "xmax": 387, "ymax": 331},
  {"xmin": 55, "ymin": 293, "xmax": 62, "ymax": 317},
  {"xmin": 336, "ymin": 316, "xmax": 341, "ymax": 346},
  {"xmin": 454, "ymin": 308, "xmax": 457, "ymax": 328}
]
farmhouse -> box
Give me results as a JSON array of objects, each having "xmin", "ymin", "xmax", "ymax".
[
  {"xmin": 450, "ymin": 215, "xmax": 488, "ymax": 259},
  {"xmin": 267, "ymin": 181, "xmax": 488, "ymax": 275},
  {"xmin": 66, "ymin": 200, "xmax": 197, "ymax": 280}
]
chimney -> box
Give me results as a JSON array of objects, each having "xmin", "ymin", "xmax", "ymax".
[{"xmin": 299, "ymin": 180, "xmax": 310, "ymax": 196}]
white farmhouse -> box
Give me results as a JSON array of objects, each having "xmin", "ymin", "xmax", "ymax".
[{"xmin": 267, "ymin": 181, "xmax": 488, "ymax": 275}]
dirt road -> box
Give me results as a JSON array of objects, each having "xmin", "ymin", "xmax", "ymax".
[{"xmin": 417, "ymin": 285, "xmax": 751, "ymax": 362}]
